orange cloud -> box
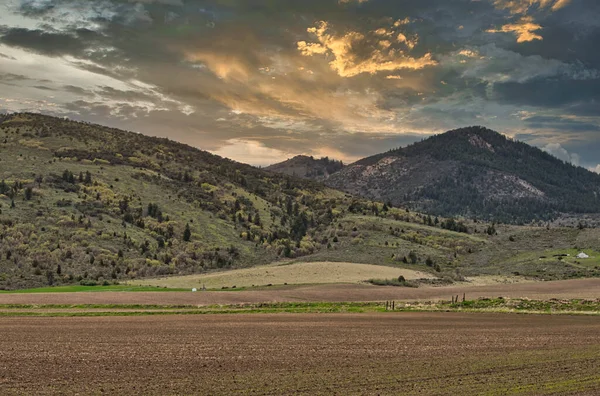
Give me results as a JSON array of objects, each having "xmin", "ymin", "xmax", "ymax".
[
  {"xmin": 297, "ymin": 21, "xmax": 437, "ymax": 78},
  {"xmin": 489, "ymin": 0, "xmax": 571, "ymax": 42},
  {"xmin": 492, "ymin": 0, "xmax": 571, "ymax": 14},
  {"xmin": 487, "ymin": 16, "xmax": 543, "ymax": 42}
]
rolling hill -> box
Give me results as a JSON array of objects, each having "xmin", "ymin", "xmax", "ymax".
[
  {"xmin": 1, "ymin": 114, "xmax": 599, "ymax": 290},
  {"xmin": 0, "ymin": 112, "xmax": 350, "ymax": 288}
]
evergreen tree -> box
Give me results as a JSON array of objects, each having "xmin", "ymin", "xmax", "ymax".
[{"xmin": 183, "ymin": 223, "xmax": 192, "ymax": 242}]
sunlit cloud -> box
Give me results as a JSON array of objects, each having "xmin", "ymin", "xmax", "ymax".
[
  {"xmin": 489, "ymin": 0, "xmax": 572, "ymax": 42},
  {"xmin": 487, "ymin": 16, "xmax": 543, "ymax": 42},
  {"xmin": 297, "ymin": 21, "xmax": 437, "ymax": 78},
  {"xmin": 492, "ymin": 0, "xmax": 571, "ymax": 14}
]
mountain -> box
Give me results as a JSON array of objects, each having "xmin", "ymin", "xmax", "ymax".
[
  {"xmin": 310, "ymin": 126, "xmax": 599, "ymax": 223},
  {"xmin": 1, "ymin": 115, "xmax": 599, "ymax": 290},
  {"xmin": 265, "ymin": 155, "xmax": 344, "ymax": 181}
]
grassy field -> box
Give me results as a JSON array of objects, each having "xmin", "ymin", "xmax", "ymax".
[
  {"xmin": 129, "ymin": 261, "xmax": 435, "ymax": 289},
  {"xmin": 1, "ymin": 298, "xmax": 600, "ymax": 317},
  {"xmin": 0, "ymin": 285, "xmax": 187, "ymax": 293},
  {"xmin": 3, "ymin": 279, "xmax": 600, "ymax": 308}
]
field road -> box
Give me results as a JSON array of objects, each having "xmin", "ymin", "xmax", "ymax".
[
  {"xmin": 1, "ymin": 313, "xmax": 600, "ymax": 395},
  {"xmin": 2, "ymin": 278, "xmax": 600, "ymax": 306}
]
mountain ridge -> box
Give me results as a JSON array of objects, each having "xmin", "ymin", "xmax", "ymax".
[{"xmin": 269, "ymin": 126, "xmax": 600, "ymax": 223}]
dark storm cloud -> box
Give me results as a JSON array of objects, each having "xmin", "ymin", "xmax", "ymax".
[
  {"xmin": 523, "ymin": 115, "xmax": 600, "ymax": 132},
  {"xmin": 565, "ymin": 102, "xmax": 600, "ymax": 117},
  {"xmin": 0, "ymin": 0, "xmax": 598, "ymax": 167},
  {"xmin": 493, "ymin": 79, "xmax": 600, "ymax": 108}
]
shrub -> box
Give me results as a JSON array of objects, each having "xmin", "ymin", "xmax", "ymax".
[
  {"xmin": 368, "ymin": 278, "xmax": 417, "ymax": 288},
  {"xmin": 409, "ymin": 251, "xmax": 418, "ymax": 264}
]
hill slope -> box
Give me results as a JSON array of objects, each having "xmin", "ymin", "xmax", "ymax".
[
  {"xmin": 265, "ymin": 155, "xmax": 344, "ymax": 181},
  {"xmin": 324, "ymin": 127, "xmax": 600, "ymax": 223},
  {"xmin": 0, "ymin": 113, "xmax": 353, "ymax": 288},
  {"xmin": 1, "ymin": 115, "xmax": 599, "ymax": 290}
]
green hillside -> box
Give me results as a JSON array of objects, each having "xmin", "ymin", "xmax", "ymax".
[
  {"xmin": 0, "ymin": 113, "xmax": 342, "ymax": 288},
  {"xmin": 1, "ymin": 114, "xmax": 599, "ymax": 290}
]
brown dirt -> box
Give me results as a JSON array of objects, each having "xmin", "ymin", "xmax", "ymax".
[
  {"xmin": 1, "ymin": 313, "xmax": 600, "ymax": 395},
  {"xmin": 2, "ymin": 278, "xmax": 600, "ymax": 306}
]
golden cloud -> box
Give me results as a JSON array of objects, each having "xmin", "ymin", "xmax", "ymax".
[
  {"xmin": 492, "ymin": 0, "xmax": 571, "ymax": 14},
  {"xmin": 487, "ymin": 16, "xmax": 543, "ymax": 42},
  {"xmin": 489, "ymin": 0, "xmax": 571, "ymax": 42},
  {"xmin": 297, "ymin": 21, "xmax": 437, "ymax": 78},
  {"xmin": 181, "ymin": 48, "xmax": 408, "ymax": 134}
]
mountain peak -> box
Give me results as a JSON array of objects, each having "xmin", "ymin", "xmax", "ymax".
[
  {"xmin": 443, "ymin": 126, "xmax": 503, "ymax": 152},
  {"xmin": 322, "ymin": 126, "xmax": 600, "ymax": 222}
]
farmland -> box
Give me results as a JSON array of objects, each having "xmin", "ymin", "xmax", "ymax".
[
  {"xmin": 2, "ymin": 265, "xmax": 600, "ymax": 396},
  {"xmin": 2, "ymin": 313, "xmax": 600, "ymax": 395},
  {"xmin": 129, "ymin": 261, "xmax": 435, "ymax": 289},
  {"xmin": 3, "ymin": 278, "xmax": 600, "ymax": 306}
]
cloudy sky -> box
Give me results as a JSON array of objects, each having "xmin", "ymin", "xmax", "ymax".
[{"xmin": 0, "ymin": 0, "xmax": 598, "ymax": 170}]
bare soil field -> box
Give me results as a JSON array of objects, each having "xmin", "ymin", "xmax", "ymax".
[
  {"xmin": 2, "ymin": 278, "xmax": 600, "ymax": 306},
  {"xmin": 130, "ymin": 261, "xmax": 435, "ymax": 289},
  {"xmin": 1, "ymin": 313, "xmax": 599, "ymax": 395}
]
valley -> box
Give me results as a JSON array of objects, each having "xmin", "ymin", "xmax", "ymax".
[
  {"xmin": 1, "ymin": 1, "xmax": 598, "ymax": 394},
  {"xmin": 1, "ymin": 114, "xmax": 600, "ymax": 396},
  {"xmin": 1, "ymin": 114, "xmax": 600, "ymax": 292}
]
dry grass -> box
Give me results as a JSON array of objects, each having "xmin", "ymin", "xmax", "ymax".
[{"xmin": 129, "ymin": 261, "xmax": 435, "ymax": 289}]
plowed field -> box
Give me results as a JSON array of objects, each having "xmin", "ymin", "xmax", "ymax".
[{"xmin": 1, "ymin": 313, "xmax": 600, "ymax": 395}]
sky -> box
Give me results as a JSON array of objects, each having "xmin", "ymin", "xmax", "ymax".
[{"xmin": 0, "ymin": 0, "xmax": 598, "ymax": 170}]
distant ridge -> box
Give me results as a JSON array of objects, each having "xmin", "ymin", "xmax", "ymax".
[
  {"xmin": 268, "ymin": 126, "xmax": 600, "ymax": 223},
  {"xmin": 265, "ymin": 155, "xmax": 344, "ymax": 181}
]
